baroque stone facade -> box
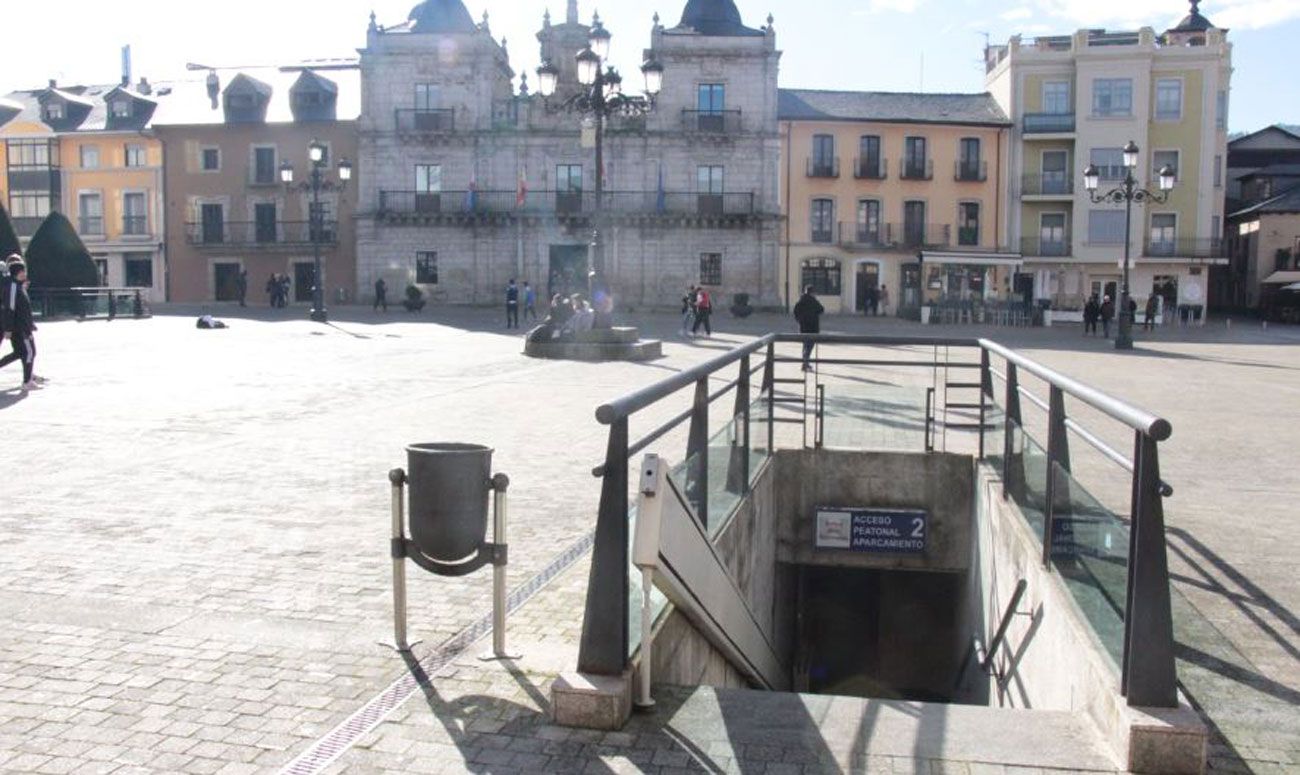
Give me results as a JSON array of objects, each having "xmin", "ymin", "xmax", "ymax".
[{"xmin": 357, "ymin": 0, "xmax": 782, "ymax": 309}]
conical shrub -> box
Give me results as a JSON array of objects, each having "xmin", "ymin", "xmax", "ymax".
[
  {"xmin": 24, "ymin": 211, "xmax": 99, "ymax": 288},
  {"xmin": 0, "ymin": 201, "xmax": 20, "ymax": 259}
]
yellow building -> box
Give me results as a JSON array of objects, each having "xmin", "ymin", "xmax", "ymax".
[
  {"xmin": 985, "ymin": 4, "xmax": 1232, "ymax": 323},
  {"xmin": 779, "ymin": 90, "xmax": 1015, "ymax": 317},
  {"xmin": 1, "ymin": 79, "xmax": 170, "ymax": 301}
]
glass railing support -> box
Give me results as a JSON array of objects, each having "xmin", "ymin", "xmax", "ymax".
[
  {"xmin": 1124, "ymin": 433, "xmax": 1178, "ymax": 707},
  {"xmin": 1042, "ymin": 386, "xmax": 1073, "ymax": 568},
  {"xmin": 687, "ymin": 378, "xmax": 710, "ymax": 527},
  {"xmin": 578, "ymin": 417, "xmax": 630, "ymax": 675}
]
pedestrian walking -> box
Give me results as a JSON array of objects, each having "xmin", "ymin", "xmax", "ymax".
[
  {"xmin": 1100, "ymin": 296, "xmax": 1115, "ymax": 339},
  {"xmin": 236, "ymin": 270, "xmax": 248, "ymax": 308},
  {"xmin": 524, "ymin": 282, "xmax": 538, "ymax": 323},
  {"xmin": 0, "ymin": 260, "xmax": 39, "ymax": 391},
  {"xmin": 266, "ymin": 274, "xmax": 278, "ymax": 307},
  {"xmin": 1144, "ymin": 295, "xmax": 1159, "ymax": 331},
  {"xmin": 879, "ymin": 286, "xmax": 891, "ymax": 317},
  {"xmin": 279, "ymin": 275, "xmax": 291, "ymax": 308},
  {"xmin": 681, "ymin": 286, "xmax": 697, "ymax": 338},
  {"xmin": 1, "ymin": 254, "xmax": 18, "ymax": 367},
  {"xmin": 505, "ymin": 278, "xmax": 520, "ymax": 329},
  {"xmin": 793, "ymin": 285, "xmax": 825, "ymax": 372},
  {"xmin": 865, "ymin": 285, "xmax": 879, "ymax": 317},
  {"xmin": 692, "ymin": 287, "xmax": 713, "ymax": 337},
  {"xmin": 374, "ymin": 277, "xmax": 388, "ymax": 312},
  {"xmin": 1083, "ymin": 295, "xmax": 1100, "ymax": 336}
]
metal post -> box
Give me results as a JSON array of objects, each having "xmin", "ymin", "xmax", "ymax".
[
  {"xmin": 310, "ymin": 163, "xmax": 327, "ymax": 323},
  {"xmin": 686, "ymin": 378, "xmax": 710, "ymax": 526},
  {"xmin": 735, "ymin": 355, "xmax": 751, "ymax": 491},
  {"xmin": 388, "ymin": 469, "xmax": 412, "ymax": 652},
  {"xmin": 636, "ymin": 566, "xmax": 656, "ymax": 710},
  {"xmin": 1041, "ymin": 386, "xmax": 1068, "ymax": 568},
  {"xmin": 1125, "ymin": 434, "xmax": 1178, "ymax": 707},
  {"xmin": 482, "ymin": 474, "xmax": 520, "ymax": 661},
  {"xmin": 577, "ymin": 418, "xmax": 630, "ymax": 676},
  {"xmin": 1122, "ymin": 430, "xmax": 1141, "ymax": 696},
  {"xmin": 979, "ymin": 348, "xmax": 993, "ymax": 460},
  {"xmin": 1003, "ymin": 362, "xmax": 1021, "ymax": 501},
  {"xmin": 764, "ymin": 342, "xmax": 776, "ymax": 454},
  {"xmin": 1116, "ymin": 175, "xmax": 1134, "ymax": 350}
]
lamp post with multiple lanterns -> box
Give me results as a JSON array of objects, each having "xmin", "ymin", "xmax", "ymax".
[
  {"xmin": 1083, "ymin": 141, "xmax": 1176, "ymax": 351},
  {"xmin": 535, "ymin": 14, "xmax": 665, "ymax": 316},
  {"xmin": 280, "ymin": 141, "xmax": 352, "ymax": 323}
]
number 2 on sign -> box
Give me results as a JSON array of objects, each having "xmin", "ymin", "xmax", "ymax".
[{"xmin": 911, "ymin": 518, "xmax": 925, "ymax": 539}]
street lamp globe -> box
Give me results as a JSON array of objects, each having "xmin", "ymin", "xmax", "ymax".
[
  {"xmin": 1122, "ymin": 141, "xmax": 1140, "ymax": 169},
  {"xmin": 575, "ymin": 48, "xmax": 600, "ymax": 86},
  {"xmin": 309, "ymin": 141, "xmax": 326, "ymax": 164},
  {"xmin": 1083, "ymin": 164, "xmax": 1100, "ymax": 192},
  {"xmin": 1158, "ymin": 165, "xmax": 1176, "ymax": 191},
  {"xmin": 536, "ymin": 60, "xmax": 559, "ymax": 98},
  {"xmin": 338, "ymin": 158, "xmax": 353, "ymax": 182},
  {"xmin": 589, "ymin": 17, "xmax": 611, "ymax": 60},
  {"xmin": 641, "ymin": 58, "xmax": 664, "ymax": 96},
  {"xmin": 279, "ymin": 160, "xmax": 294, "ymax": 185}
]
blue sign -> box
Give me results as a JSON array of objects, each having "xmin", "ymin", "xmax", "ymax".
[{"xmin": 815, "ymin": 508, "xmax": 928, "ymax": 555}]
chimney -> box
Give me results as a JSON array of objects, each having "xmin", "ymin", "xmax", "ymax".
[
  {"xmin": 48, "ymin": 79, "xmax": 57, "ymax": 89},
  {"xmin": 137, "ymin": 77, "xmax": 152, "ymax": 95},
  {"xmin": 121, "ymin": 45, "xmax": 132, "ymax": 88},
  {"xmin": 206, "ymin": 71, "xmax": 220, "ymax": 110},
  {"xmin": 121, "ymin": 75, "xmax": 130, "ymax": 87}
]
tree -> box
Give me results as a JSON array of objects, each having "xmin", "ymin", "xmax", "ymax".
[
  {"xmin": 24, "ymin": 211, "xmax": 99, "ymax": 288},
  {"xmin": 0, "ymin": 201, "xmax": 20, "ymax": 259}
]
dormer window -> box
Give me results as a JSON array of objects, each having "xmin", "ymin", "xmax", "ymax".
[
  {"xmin": 227, "ymin": 93, "xmax": 256, "ymax": 109},
  {"xmin": 45, "ymin": 102, "xmax": 64, "ymax": 121},
  {"xmin": 110, "ymin": 99, "xmax": 132, "ymax": 119},
  {"xmin": 294, "ymin": 90, "xmax": 324, "ymax": 108}
]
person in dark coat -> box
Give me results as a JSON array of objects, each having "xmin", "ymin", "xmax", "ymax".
[
  {"xmin": 505, "ymin": 279, "xmax": 520, "ymax": 329},
  {"xmin": 1083, "ymin": 295, "xmax": 1100, "ymax": 336},
  {"xmin": 0, "ymin": 261, "xmax": 38, "ymax": 390},
  {"xmin": 793, "ymin": 285, "xmax": 825, "ymax": 372},
  {"xmin": 1100, "ymin": 296, "xmax": 1115, "ymax": 339},
  {"xmin": 236, "ymin": 270, "xmax": 248, "ymax": 308},
  {"xmin": 1144, "ymin": 295, "xmax": 1159, "ymax": 331},
  {"xmin": 374, "ymin": 278, "xmax": 388, "ymax": 312},
  {"xmin": 266, "ymin": 274, "xmax": 278, "ymax": 307}
]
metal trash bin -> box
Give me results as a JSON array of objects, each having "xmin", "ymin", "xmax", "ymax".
[{"xmin": 406, "ymin": 443, "xmax": 493, "ymax": 563}]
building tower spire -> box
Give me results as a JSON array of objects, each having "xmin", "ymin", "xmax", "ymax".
[{"xmin": 567, "ymin": 0, "xmax": 579, "ymax": 25}]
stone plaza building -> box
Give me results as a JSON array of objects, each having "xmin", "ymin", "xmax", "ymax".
[{"xmin": 357, "ymin": 0, "xmax": 783, "ymax": 309}]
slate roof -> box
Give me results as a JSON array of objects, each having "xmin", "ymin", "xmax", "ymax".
[
  {"xmin": 778, "ymin": 89, "xmax": 1010, "ymax": 127},
  {"xmin": 1229, "ymin": 184, "xmax": 1300, "ymax": 218},
  {"xmin": 406, "ymin": 0, "xmax": 477, "ymax": 33},
  {"xmin": 1, "ymin": 82, "xmax": 164, "ymax": 133},
  {"xmin": 674, "ymin": 0, "xmax": 764, "ymax": 37},
  {"xmin": 1, "ymin": 64, "xmax": 359, "ymax": 132}
]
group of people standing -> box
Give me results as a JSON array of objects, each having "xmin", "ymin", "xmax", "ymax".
[
  {"xmin": 0, "ymin": 254, "xmax": 40, "ymax": 391},
  {"xmin": 505, "ymin": 279, "xmax": 538, "ymax": 329},
  {"xmin": 680, "ymin": 286, "xmax": 714, "ymax": 338},
  {"xmin": 1083, "ymin": 294, "xmax": 1145, "ymax": 338},
  {"xmin": 862, "ymin": 285, "xmax": 891, "ymax": 317},
  {"xmin": 265, "ymin": 274, "xmax": 293, "ymax": 308}
]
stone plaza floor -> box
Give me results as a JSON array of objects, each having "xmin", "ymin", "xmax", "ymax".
[{"xmin": 0, "ymin": 305, "xmax": 1297, "ymax": 774}]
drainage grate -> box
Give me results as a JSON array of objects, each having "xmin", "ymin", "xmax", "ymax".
[{"xmin": 277, "ymin": 531, "xmax": 596, "ymax": 775}]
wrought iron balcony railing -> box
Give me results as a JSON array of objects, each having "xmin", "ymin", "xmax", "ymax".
[
  {"xmin": 681, "ymin": 109, "xmax": 742, "ymax": 133},
  {"xmin": 1143, "ymin": 238, "xmax": 1227, "ymax": 259},
  {"xmin": 1020, "ymin": 235, "xmax": 1073, "ymax": 257},
  {"xmin": 807, "ymin": 157, "xmax": 840, "ymax": 179},
  {"xmin": 1021, "ymin": 173, "xmax": 1075, "ymax": 196},
  {"xmin": 378, "ymin": 190, "xmax": 758, "ymax": 217},
  {"xmin": 185, "ymin": 221, "xmax": 340, "ymax": 247},
  {"xmin": 900, "ymin": 158, "xmax": 934, "ymax": 181},
  {"xmin": 837, "ymin": 222, "xmax": 952, "ymax": 249},
  {"xmin": 853, "ymin": 157, "xmax": 887, "ymax": 180},
  {"xmin": 956, "ymin": 161, "xmax": 988, "ymax": 182},
  {"xmin": 395, "ymin": 108, "xmax": 456, "ymax": 133},
  {"xmin": 1023, "ymin": 113, "xmax": 1076, "ymax": 133}
]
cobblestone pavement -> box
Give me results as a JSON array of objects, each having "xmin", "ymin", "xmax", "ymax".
[{"xmin": 0, "ymin": 305, "xmax": 1296, "ymax": 773}]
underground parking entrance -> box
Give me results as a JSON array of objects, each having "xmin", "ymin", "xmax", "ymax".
[{"xmin": 550, "ymin": 334, "xmax": 1210, "ymax": 774}]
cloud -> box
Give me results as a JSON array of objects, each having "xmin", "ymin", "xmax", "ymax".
[
  {"xmin": 1002, "ymin": 7, "xmax": 1034, "ymax": 21},
  {"xmin": 854, "ymin": 0, "xmax": 924, "ymax": 15},
  {"xmin": 1030, "ymin": 0, "xmax": 1300, "ymax": 31}
]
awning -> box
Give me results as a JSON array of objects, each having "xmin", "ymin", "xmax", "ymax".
[
  {"xmin": 920, "ymin": 251, "xmax": 1023, "ymax": 267},
  {"xmin": 1262, "ymin": 271, "xmax": 1300, "ymax": 285},
  {"xmin": 1283, "ymin": 283, "xmax": 1300, "ymax": 292}
]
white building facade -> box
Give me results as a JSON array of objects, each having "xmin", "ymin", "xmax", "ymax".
[{"xmin": 356, "ymin": 0, "xmax": 783, "ymax": 309}]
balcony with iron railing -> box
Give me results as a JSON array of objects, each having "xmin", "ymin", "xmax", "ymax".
[
  {"xmin": 122, "ymin": 216, "xmax": 149, "ymax": 236},
  {"xmin": 837, "ymin": 221, "xmax": 951, "ymax": 249},
  {"xmin": 807, "ymin": 157, "xmax": 840, "ymax": 179},
  {"xmin": 900, "ymin": 158, "xmax": 934, "ymax": 181},
  {"xmin": 79, "ymin": 217, "xmax": 104, "ymax": 237},
  {"xmin": 1023, "ymin": 113, "xmax": 1076, "ymax": 134},
  {"xmin": 1143, "ymin": 238, "xmax": 1227, "ymax": 259},
  {"xmin": 395, "ymin": 108, "xmax": 456, "ymax": 133},
  {"xmin": 377, "ymin": 190, "xmax": 758, "ymax": 218},
  {"xmin": 956, "ymin": 161, "xmax": 988, "ymax": 182},
  {"xmin": 853, "ymin": 157, "xmax": 887, "ymax": 180},
  {"xmin": 1021, "ymin": 172, "xmax": 1075, "ymax": 197},
  {"xmin": 185, "ymin": 220, "xmax": 340, "ymax": 247},
  {"xmin": 1020, "ymin": 235, "xmax": 1073, "ymax": 257},
  {"xmin": 681, "ymin": 109, "xmax": 742, "ymax": 134}
]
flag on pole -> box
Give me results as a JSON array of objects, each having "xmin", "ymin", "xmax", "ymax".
[{"xmin": 516, "ymin": 166, "xmax": 528, "ymax": 208}]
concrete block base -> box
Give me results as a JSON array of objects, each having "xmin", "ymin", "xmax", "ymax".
[
  {"xmin": 551, "ymin": 670, "xmax": 633, "ymax": 731},
  {"xmin": 1121, "ymin": 700, "xmax": 1209, "ymax": 774}
]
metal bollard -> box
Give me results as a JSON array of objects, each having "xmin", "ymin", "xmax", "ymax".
[
  {"xmin": 387, "ymin": 468, "xmax": 416, "ymax": 652},
  {"xmin": 482, "ymin": 474, "xmax": 521, "ymax": 661}
]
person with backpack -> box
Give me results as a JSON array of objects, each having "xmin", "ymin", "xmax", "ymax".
[
  {"xmin": 681, "ymin": 286, "xmax": 697, "ymax": 338},
  {"xmin": 0, "ymin": 260, "xmax": 38, "ymax": 391},
  {"xmin": 793, "ymin": 285, "xmax": 825, "ymax": 372},
  {"xmin": 692, "ymin": 287, "xmax": 713, "ymax": 338}
]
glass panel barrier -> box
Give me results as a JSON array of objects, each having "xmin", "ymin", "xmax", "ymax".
[{"xmin": 819, "ymin": 383, "xmax": 929, "ymax": 451}]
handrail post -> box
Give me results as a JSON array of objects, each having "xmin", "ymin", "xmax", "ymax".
[
  {"xmin": 577, "ymin": 418, "xmax": 630, "ymax": 676},
  {"xmin": 765, "ymin": 341, "xmax": 776, "ymax": 454},
  {"xmin": 979, "ymin": 348, "xmax": 993, "ymax": 460},
  {"xmin": 1041, "ymin": 386, "xmax": 1069, "ymax": 568},
  {"xmin": 1125, "ymin": 433, "xmax": 1178, "ymax": 707},
  {"xmin": 687, "ymin": 377, "xmax": 710, "ymax": 528},
  {"xmin": 1002, "ymin": 362, "xmax": 1022, "ymax": 501},
  {"xmin": 728, "ymin": 355, "xmax": 751, "ymax": 494}
]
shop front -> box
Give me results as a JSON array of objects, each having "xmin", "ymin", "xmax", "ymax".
[{"xmin": 916, "ymin": 250, "xmax": 1025, "ymax": 325}]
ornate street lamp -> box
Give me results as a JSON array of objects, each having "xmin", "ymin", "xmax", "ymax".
[
  {"xmin": 1083, "ymin": 141, "xmax": 1175, "ymax": 350},
  {"xmin": 281, "ymin": 142, "xmax": 352, "ymax": 323},
  {"xmin": 536, "ymin": 12, "xmax": 664, "ymax": 324}
]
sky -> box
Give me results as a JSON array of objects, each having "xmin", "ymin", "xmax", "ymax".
[{"xmin": 3, "ymin": 0, "xmax": 1298, "ymax": 134}]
